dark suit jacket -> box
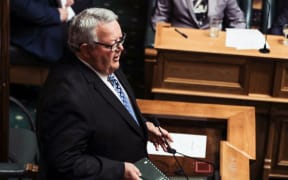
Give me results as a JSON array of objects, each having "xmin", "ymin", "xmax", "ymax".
[
  {"xmin": 10, "ymin": 0, "xmax": 67, "ymax": 62},
  {"xmin": 36, "ymin": 56, "xmax": 148, "ymax": 180},
  {"xmin": 269, "ymin": 7, "xmax": 288, "ymax": 35}
]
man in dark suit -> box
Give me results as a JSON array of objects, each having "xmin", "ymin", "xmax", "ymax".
[
  {"xmin": 36, "ymin": 8, "xmax": 172, "ymax": 180},
  {"xmin": 10, "ymin": 0, "xmax": 92, "ymax": 62},
  {"xmin": 269, "ymin": 7, "xmax": 288, "ymax": 35},
  {"xmin": 151, "ymin": 0, "xmax": 246, "ymax": 30}
]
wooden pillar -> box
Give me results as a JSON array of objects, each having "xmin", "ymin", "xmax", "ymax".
[{"xmin": 0, "ymin": 0, "xmax": 10, "ymax": 162}]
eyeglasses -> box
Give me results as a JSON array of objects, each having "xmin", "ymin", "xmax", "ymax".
[{"xmin": 92, "ymin": 33, "xmax": 126, "ymax": 52}]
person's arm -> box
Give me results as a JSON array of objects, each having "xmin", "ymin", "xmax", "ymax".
[
  {"xmin": 151, "ymin": 0, "xmax": 172, "ymax": 30},
  {"xmin": 225, "ymin": 0, "xmax": 246, "ymax": 28},
  {"xmin": 10, "ymin": 0, "xmax": 64, "ymax": 25}
]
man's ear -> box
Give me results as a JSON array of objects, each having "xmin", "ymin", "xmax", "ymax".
[{"xmin": 79, "ymin": 43, "xmax": 91, "ymax": 59}]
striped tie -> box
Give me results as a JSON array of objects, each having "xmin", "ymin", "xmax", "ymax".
[{"xmin": 107, "ymin": 74, "xmax": 139, "ymax": 125}]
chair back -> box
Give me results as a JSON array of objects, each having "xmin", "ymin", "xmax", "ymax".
[
  {"xmin": 0, "ymin": 97, "xmax": 39, "ymax": 179},
  {"xmin": 8, "ymin": 96, "xmax": 38, "ymax": 164},
  {"xmin": 260, "ymin": 0, "xmax": 288, "ymax": 32},
  {"xmin": 237, "ymin": 0, "xmax": 253, "ymax": 28},
  {"xmin": 9, "ymin": 128, "xmax": 38, "ymax": 164},
  {"xmin": 261, "ymin": 0, "xmax": 276, "ymax": 32},
  {"xmin": 144, "ymin": 0, "xmax": 157, "ymax": 48}
]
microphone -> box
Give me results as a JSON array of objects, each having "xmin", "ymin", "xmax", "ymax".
[
  {"xmin": 151, "ymin": 117, "xmax": 189, "ymax": 180},
  {"xmin": 150, "ymin": 117, "xmax": 220, "ymax": 180},
  {"xmin": 259, "ymin": 0, "xmax": 271, "ymax": 54}
]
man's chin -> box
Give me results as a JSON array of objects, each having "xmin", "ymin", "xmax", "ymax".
[
  {"xmin": 111, "ymin": 63, "xmax": 120, "ymax": 72},
  {"xmin": 114, "ymin": 61, "xmax": 120, "ymax": 66}
]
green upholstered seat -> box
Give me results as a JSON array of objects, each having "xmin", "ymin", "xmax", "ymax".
[{"xmin": 0, "ymin": 97, "xmax": 38, "ymax": 180}]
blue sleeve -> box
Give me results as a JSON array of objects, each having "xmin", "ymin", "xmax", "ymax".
[{"xmin": 10, "ymin": 0, "xmax": 61, "ymax": 25}]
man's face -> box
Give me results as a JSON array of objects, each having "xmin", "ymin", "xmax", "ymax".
[{"xmin": 85, "ymin": 20, "xmax": 124, "ymax": 75}]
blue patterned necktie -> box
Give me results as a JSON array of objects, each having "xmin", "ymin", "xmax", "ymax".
[{"xmin": 107, "ymin": 74, "xmax": 139, "ymax": 125}]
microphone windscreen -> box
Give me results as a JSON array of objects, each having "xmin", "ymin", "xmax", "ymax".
[{"xmin": 167, "ymin": 147, "xmax": 176, "ymax": 154}]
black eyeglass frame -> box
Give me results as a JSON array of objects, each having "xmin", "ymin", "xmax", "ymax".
[{"xmin": 92, "ymin": 33, "xmax": 126, "ymax": 51}]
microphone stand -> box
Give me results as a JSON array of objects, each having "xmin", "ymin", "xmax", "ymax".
[
  {"xmin": 259, "ymin": 0, "xmax": 271, "ymax": 54},
  {"xmin": 152, "ymin": 118, "xmax": 189, "ymax": 180},
  {"xmin": 151, "ymin": 117, "xmax": 220, "ymax": 180}
]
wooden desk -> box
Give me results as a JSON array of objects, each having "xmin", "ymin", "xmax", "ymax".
[
  {"xmin": 155, "ymin": 24, "xmax": 287, "ymax": 60},
  {"xmin": 151, "ymin": 23, "xmax": 288, "ymax": 101},
  {"xmin": 137, "ymin": 99, "xmax": 255, "ymax": 180},
  {"xmin": 144, "ymin": 23, "xmax": 288, "ymax": 179}
]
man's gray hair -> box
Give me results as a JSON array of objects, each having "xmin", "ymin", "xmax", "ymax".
[{"xmin": 68, "ymin": 8, "xmax": 118, "ymax": 52}]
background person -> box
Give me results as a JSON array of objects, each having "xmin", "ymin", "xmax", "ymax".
[
  {"xmin": 269, "ymin": 6, "xmax": 288, "ymax": 35},
  {"xmin": 10, "ymin": 0, "xmax": 92, "ymax": 62},
  {"xmin": 151, "ymin": 0, "xmax": 246, "ymax": 30}
]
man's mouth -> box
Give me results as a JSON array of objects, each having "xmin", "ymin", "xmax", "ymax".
[{"xmin": 113, "ymin": 54, "xmax": 120, "ymax": 61}]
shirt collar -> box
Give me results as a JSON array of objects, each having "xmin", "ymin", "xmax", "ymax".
[{"xmin": 77, "ymin": 57, "xmax": 109, "ymax": 82}]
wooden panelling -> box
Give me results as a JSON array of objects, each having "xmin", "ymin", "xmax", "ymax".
[
  {"xmin": 220, "ymin": 142, "xmax": 250, "ymax": 180},
  {"xmin": 9, "ymin": 65, "xmax": 49, "ymax": 86},
  {"xmin": 277, "ymin": 120, "xmax": 288, "ymax": 167},
  {"xmin": 253, "ymin": 0, "xmax": 262, "ymax": 9},
  {"xmin": 248, "ymin": 61, "xmax": 274, "ymax": 95},
  {"xmin": 153, "ymin": 52, "xmax": 249, "ymax": 94},
  {"xmin": 263, "ymin": 105, "xmax": 288, "ymax": 179},
  {"xmin": 0, "ymin": 0, "xmax": 10, "ymax": 162},
  {"xmin": 273, "ymin": 63, "xmax": 288, "ymax": 98}
]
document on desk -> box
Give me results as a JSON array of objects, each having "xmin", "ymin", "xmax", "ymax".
[
  {"xmin": 147, "ymin": 133, "xmax": 207, "ymax": 158},
  {"xmin": 225, "ymin": 28, "xmax": 269, "ymax": 50}
]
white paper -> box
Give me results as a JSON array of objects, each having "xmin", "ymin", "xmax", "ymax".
[
  {"xmin": 225, "ymin": 28, "xmax": 269, "ymax": 50},
  {"xmin": 58, "ymin": 0, "xmax": 75, "ymax": 21},
  {"xmin": 147, "ymin": 133, "xmax": 207, "ymax": 158}
]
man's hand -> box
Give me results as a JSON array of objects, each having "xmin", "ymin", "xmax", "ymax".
[
  {"xmin": 58, "ymin": 8, "xmax": 69, "ymax": 22},
  {"xmin": 58, "ymin": 0, "xmax": 74, "ymax": 22},
  {"xmin": 123, "ymin": 162, "xmax": 142, "ymax": 180},
  {"xmin": 65, "ymin": 0, "xmax": 74, "ymax": 7},
  {"xmin": 146, "ymin": 121, "xmax": 173, "ymax": 151}
]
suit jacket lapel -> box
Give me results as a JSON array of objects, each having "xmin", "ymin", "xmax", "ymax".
[
  {"xmin": 187, "ymin": 0, "xmax": 200, "ymax": 27},
  {"xmin": 77, "ymin": 62, "xmax": 145, "ymax": 138}
]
